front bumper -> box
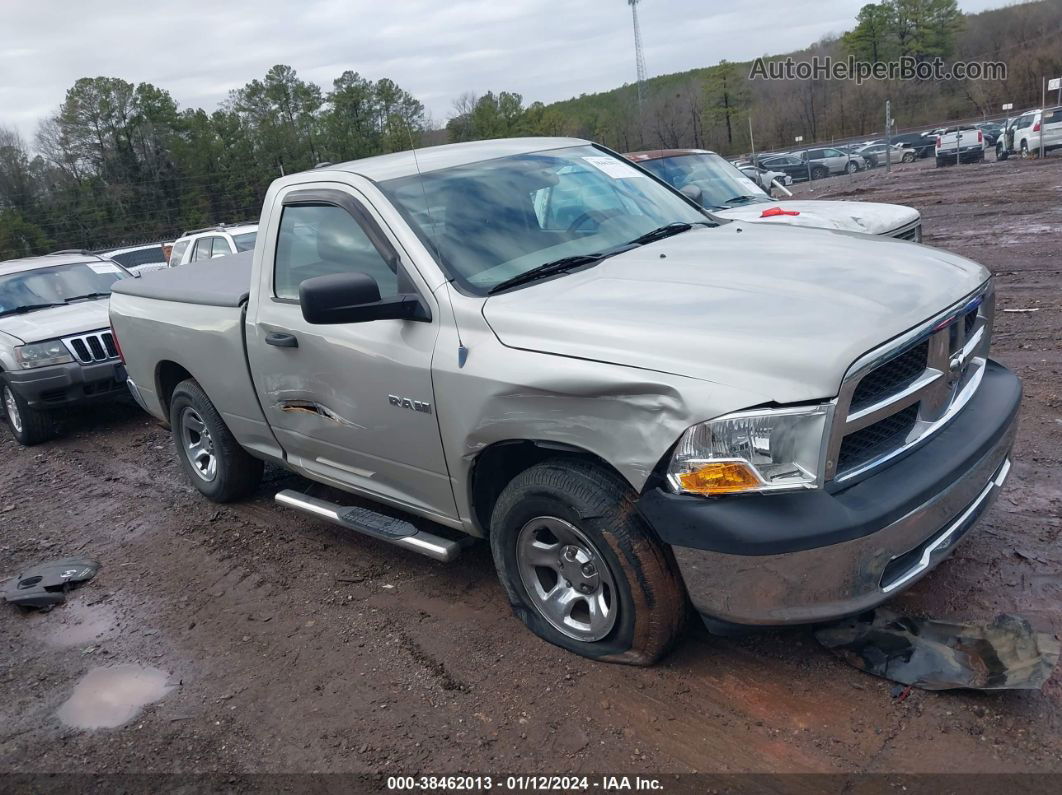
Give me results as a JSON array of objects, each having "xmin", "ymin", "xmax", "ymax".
[
  {"xmin": 638, "ymin": 360, "xmax": 1021, "ymax": 626},
  {"xmin": 3, "ymin": 359, "xmax": 128, "ymax": 409}
]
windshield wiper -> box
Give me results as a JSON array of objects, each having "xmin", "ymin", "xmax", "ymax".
[
  {"xmin": 720, "ymin": 196, "xmax": 762, "ymax": 206},
  {"xmin": 0, "ymin": 302, "xmax": 65, "ymax": 317},
  {"xmin": 625, "ymin": 222, "xmax": 696, "ymax": 247},
  {"xmin": 63, "ymin": 292, "xmax": 111, "ymax": 303},
  {"xmin": 488, "ymin": 253, "xmax": 614, "ymax": 295}
]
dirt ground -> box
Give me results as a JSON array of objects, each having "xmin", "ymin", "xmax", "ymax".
[{"xmin": 1, "ymin": 153, "xmax": 1061, "ymax": 784}]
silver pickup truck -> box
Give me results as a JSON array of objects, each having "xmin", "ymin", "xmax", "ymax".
[{"xmin": 110, "ymin": 137, "xmax": 1021, "ymax": 665}]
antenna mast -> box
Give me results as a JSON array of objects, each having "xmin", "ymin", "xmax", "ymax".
[{"xmin": 628, "ymin": 0, "xmax": 648, "ymax": 107}]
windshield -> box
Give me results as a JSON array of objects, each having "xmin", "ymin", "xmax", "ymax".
[
  {"xmin": 636, "ymin": 153, "xmax": 770, "ymax": 211},
  {"xmin": 232, "ymin": 232, "xmax": 257, "ymax": 252},
  {"xmin": 378, "ymin": 145, "xmax": 711, "ymax": 294},
  {"xmin": 0, "ymin": 261, "xmax": 126, "ymax": 317}
]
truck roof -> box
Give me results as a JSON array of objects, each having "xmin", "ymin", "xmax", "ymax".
[{"xmin": 330, "ymin": 137, "xmax": 589, "ymax": 182}]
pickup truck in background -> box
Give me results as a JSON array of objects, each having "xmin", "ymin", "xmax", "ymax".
[
  {"xmin": 110, "ymin": 137, "xmax": 1020, "ymax": 664},
  {"xmin": 627, "ymin": 149, "xmax": 923, "ymax": 240},
  {"xmin": 935, "ymin": 126, "xmax": 986, "ymax": 166},
  {"xmin": 2, "ymin": 251, "xmax": 132, "ymax": 445}
]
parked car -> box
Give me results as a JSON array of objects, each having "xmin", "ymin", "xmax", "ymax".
[
  {"xmin": 1, "ymin": 250, "xmax": 133, "ymax": 445},
  {"xmin": 935, "ymin": 126, "xmax": 986, "ymax": 166},
  {"xmin": 857, "ymin": 142, "xmax": 917, "ymax": 168},
  {"xmin": 891, "ymin": 132, "xmax": 936, "ymax": 158},
  {"xmin": 626, "ymin": 149, "xmax": 922, "ymax": 239},
  {"xmin": 101, "ymin": 242, "xmax": 171, "ymax": 273},
  {"xmin": 995, "ymin": 116, "xmax": 1021, "ymax": 161},
  {"xmin": 756, "ymin": 153, "xmax": 811, "ymax": 183},
  {"xmin": 738, "ymin": 163, "xmax": 791, "ymax": 192},
  {"xmin": 796, "ymin": 146, "xmax": 866, "ymax": 178},
  {"xmin": 975, "ymin": 122, "xmax": 1003, "ymax": 147},
  {"xmin": 1011, "ymin": 107, "xmax": 1062, "ymax": 158},
  {"xmin": 109, "ymin": 138, "xmax": 1015, "ymax": 664},
  {"xmin": 168, "ymin": 223, "xmax": 258, "ymax": 267}
]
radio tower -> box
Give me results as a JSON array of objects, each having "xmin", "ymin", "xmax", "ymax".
[{"xmin": 628, "ymin": 0, "xmax": 648, "ymax": 107}]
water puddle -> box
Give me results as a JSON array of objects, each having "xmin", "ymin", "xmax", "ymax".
[
  {"xmin": 57, "ymin": 664, "xmax": 174, "ymax": 729},
  {"xmin": 41, "ymin": 600, "xmax": 117, "ymax": 648}
]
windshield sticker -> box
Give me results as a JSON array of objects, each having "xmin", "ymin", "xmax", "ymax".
[
  {"xmin": 582, "ymin": 156, "xmax": 646, "ymax": 179},
  {"xmin": 87, "ymin": 262, "xmax": 120, "ymax": 274}
]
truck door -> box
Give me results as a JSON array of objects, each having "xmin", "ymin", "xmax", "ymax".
[{"xmin": 245, "ymin": 184, "xmax": 457, "ymax": 521}]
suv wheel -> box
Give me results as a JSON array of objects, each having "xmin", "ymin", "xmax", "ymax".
[
  {"xmin": 996, "ymin": 143, "xmax": 1008, "ymax": 161},
  {"xmin": 811, "ymin": 166, "xmax": 828, "ymax": 180},
  {"xmin": 1020, "ymin": 140, "xmax": 1031, "ymax": 158},
  {"xmin": 845, "ymin": 161, "xmax": 858, "ymax": 174},
  {"xmin": 2, "ymin": 382, "xmax": 54, "ymax": 446},
  {"xmin": 169, "ymin": 379, "xmax": 263, "ymax": 502},
  {"xmin": 490, "ymin": 459, "xmax": 687, "ymax": 665}
]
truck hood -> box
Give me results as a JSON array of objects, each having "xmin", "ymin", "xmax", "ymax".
[
  {"xmin": 0, "ymin": 299, "xmax": 110, "ymax": 344},
  {"xmin": 482, "ymin": 224, "xmax": 988, "ymax": 404},
  {"xmin": 714, "ymin": 200, "xmax": 919, "ymax": 235}
]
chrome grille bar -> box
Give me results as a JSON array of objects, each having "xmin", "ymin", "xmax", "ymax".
[
  {"xmin": 62, "ymin": 330, "xmax": 119, "ymax": 364},
  {"xmin": 826, "ymin": 281, "xmax": 995, "ymax": 483}
]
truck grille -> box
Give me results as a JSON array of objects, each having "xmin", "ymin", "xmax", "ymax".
[
  {"xmin": 826, "ymin": 283, "xmax": 994, "ymax": 483},
  {"xmin": 63, "ymin": 330, "xmax": 119, "ymax": 364}
]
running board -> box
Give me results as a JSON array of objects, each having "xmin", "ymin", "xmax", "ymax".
[{"xmin": 275, "ymin": 490, "xmax": 462, "ymax": 562}]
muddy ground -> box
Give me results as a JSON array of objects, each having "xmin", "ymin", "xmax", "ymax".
[{"xmin": 1, "ymin": 153, "xmax": 1061, "ymax": 784}]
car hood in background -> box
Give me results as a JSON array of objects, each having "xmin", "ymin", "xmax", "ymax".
[
  {"xmin": 482, "ymin": 224, "xmax": 987, "ymax": 404},
  {"xmin": 0, "ymin": 300, "xmax": 111, "ymax": 344},
  {"xmin": 714, "ymin": 200, "xmax": 919, "ymax": 235}
]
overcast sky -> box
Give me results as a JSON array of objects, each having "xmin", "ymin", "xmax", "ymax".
[{"xmin": 1, "ymin": 0, "xmax": 1008, "ymax": 141}]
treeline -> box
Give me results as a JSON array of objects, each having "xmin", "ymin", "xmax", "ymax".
[
  {"xmin": 0, "ymin": 66, "xmax": 425, "ymax": 259},
  {"xmin": 449, "ymin": 0, "xmax": 1062, "ymax": 156},
  {"xmin": 2, "ymin": 0, "xmax": 1061, "ymax": 259}
]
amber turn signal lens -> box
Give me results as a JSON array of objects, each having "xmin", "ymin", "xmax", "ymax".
[{"xmin": 676, "ymin": 461, "xmax": 762, "ymax": 495}]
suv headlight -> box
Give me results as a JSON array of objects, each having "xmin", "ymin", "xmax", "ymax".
[
  {"xmin": 15, "ymin": 340, "xmax": 74, "ymax": 369},
  {"xmin": 668, "ymin": 405, "xmax": 829, "ymax": 496}
]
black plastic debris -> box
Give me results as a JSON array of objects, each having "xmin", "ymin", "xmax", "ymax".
[
  {"xmin": 3, "ymin": 558, "xmax": 100, "ymax": 611},
  {"xmin": 815, "ymin": 609, "xmax": 1060, "ymax": 691}
]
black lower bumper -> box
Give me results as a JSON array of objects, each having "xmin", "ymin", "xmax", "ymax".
[
  {"xmin": 638, "ymin": 360, "xmax": 1021, "ymax": 625},
  {"xmin": 4, "ymin": 360, "xmax": 128, "ymax": 409}
]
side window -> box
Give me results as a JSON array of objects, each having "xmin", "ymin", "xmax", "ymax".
[
  {"xmin": 169, "ymin": 240, "xmax": 189, "ymax": 266},
  {"xmin": 274, "ymin": 203, "xmax": 399, "ymax": 300},
  {"xmin": 192, "ymin": 237, "xmax": 212, "ymax": 261},
  {"xmin": 211, "ymin": 237, "xmax": 231, "ymax": 258},
  {"xmin": 824, "ymin": 148, "xmax": 844, "ymax": 157}
]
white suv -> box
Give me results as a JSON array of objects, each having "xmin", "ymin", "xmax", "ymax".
[
  {"xmin": 168, "ymin": 224, "xmax": 258, "ymax": 267},
  {"xmin": 1012, "ymin": 107, "xmax": 1062, "ymax": 158}
]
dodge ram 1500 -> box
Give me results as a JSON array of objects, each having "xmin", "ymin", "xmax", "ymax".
[{"xmin": 110, "ymin": 137, "xmax": 1020, "ymax": 664}]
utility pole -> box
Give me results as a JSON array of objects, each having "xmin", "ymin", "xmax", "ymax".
[
  {"xmin": 1042, "ymin": 77, "xmax": 1047, "ymax": 160},
  {"xmin": 748, "ymin": 116, "xmax": 756, "ymax": 163},
  {"xmin": 628, "ymin": 0, "xmax": 648, "ymax": 109}
]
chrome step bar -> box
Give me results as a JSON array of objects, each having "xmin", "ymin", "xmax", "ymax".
[{"xmin": 275, "ymin": 490, "xmax": 462, "ymax": 562}]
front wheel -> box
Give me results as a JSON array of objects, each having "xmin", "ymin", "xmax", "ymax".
[
  {"xmin": 996, "ymin": 144, "xmax": 1008, "ymax": 161},
  {"xmin": 2, "ymin": 382, "xmax": 55, "ymax": 446},
  {"xmin": 490, "ymin": 460, "xmax": 687, "ymax": 665},
  {"xmin": 811, "ymin": 166, "xmax": 828, "ymax": 180},
  {"xmin": 845, "ymin": 161, "xmax": 858, "ymax": 174},
  {"xmin": 169, "ymin": 379, "xmax": 263, "ymax": 502},
  {"xmin": 902, "ymin": 152, "xmax": 915, "ymax": 163},
  {"xmin": 1020, "ymin": 140, "xmax": 1032, "ymax": 159}
]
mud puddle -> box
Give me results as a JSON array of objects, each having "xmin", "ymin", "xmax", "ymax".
[
  {"xmin": 38, "ymin": 599, "xmax": 118, "ymax": 648},
  {"xmin": 57, "ymin": 664, "xmax": 174, "ymax": 729}
]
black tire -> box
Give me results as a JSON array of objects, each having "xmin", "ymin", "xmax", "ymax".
[
  {"xmin": 490, "ymin": 459, "xmax": 687, "ymax": 666},
  {"xmin": 902, "ymin": 152, "xmax": 915, "ymax": 163},
  {"xmin": 2, "ymin": 381, "xmax": 55, "ymax": 446},
  {"xmin": 811, "ymin": 166, "xmax": 828, "ymax": 180},
  {"xmin": 996, "ymin": 144, "xmax": 1008, "ymax": 161},
  {"xmin": 1020, "ymin": 140, "xmax": 1031, "ymax": 159},
  {"xmin": 169, "ymin": 379, "xmax": 263, "ymax": 502},
  {"xmin": 935, "ymin": 157, "xmax": 945, "ymax": 168}
]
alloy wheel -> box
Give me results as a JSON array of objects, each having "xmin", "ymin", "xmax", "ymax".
[
  {"xmin": 180, "ymin": 406, "xmax": 217, "ymax": 482},
  {"xmin": 3, "ymin": 386, "xmax": 22, "ymax": 434}
]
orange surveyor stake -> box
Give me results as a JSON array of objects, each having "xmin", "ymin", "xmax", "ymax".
[{"xmin": 760, "ymin": 206, "xmax": 801, "ymax": 217}]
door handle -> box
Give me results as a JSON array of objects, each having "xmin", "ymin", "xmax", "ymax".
[{"xmin": 265, "ymin": 332, "xmax": 298, "ymax": 348}]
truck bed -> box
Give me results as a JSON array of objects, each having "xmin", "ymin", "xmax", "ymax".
[{"xmin": 111, "ymin": 250, "xmax": 252, "ymax": 307}]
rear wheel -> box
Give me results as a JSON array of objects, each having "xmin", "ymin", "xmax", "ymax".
[
  {"xmin": 2, "ymin": 382, "xmax": 55, "ymax": 446},
  {"xmin": 845, "ymin": 161, "xmax": 858, "ymax": 174},
  {"xmin": 169, "ymin": 379, "xmax": 263, "ymax": 502},
  {"xmin": 935, "ymin": 157, "xmax": 945, "ymax": 168},
  {"xmin": 811, "ymin": 166, "xmax": 828, "ymax": 180},
  {"xmin": 490, "ymin": 459, "xmax": 687, "ymax": 666},
  {"xmin": 902, "ymin": 152, "xmax": 915, "ymax": 163}
]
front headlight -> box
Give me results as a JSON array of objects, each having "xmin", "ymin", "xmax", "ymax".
[
  {"xmin": 15, "ymin": 340, "xmax": 74, "ymax": 369},
  {"xmin": 668, "ymin": 405, "xmax": 829, "ymax": 496}
]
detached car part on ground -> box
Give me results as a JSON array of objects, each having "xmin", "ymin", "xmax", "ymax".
[
  {"xmin": 0, "ymin": 252, "xmax": 133, "ymax": 445},
  {"xmin": 111, "ymin": 138, "xmax": 1018, "ymax": 665},
  {"xmin": 626, "ymin": 149, "xmax": 922, "ymax": 240}
]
